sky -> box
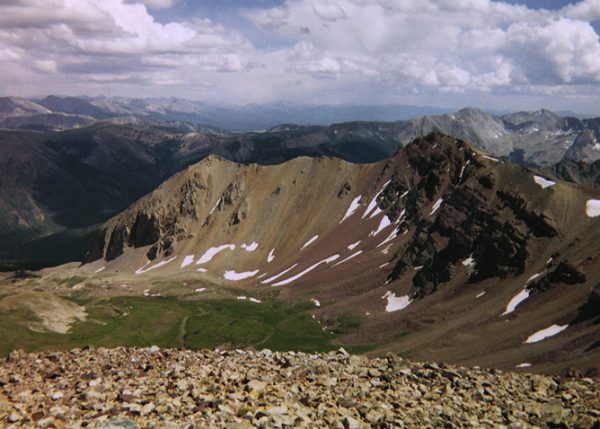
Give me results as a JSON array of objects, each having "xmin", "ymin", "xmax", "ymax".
[{"xmin": 1, "ymin": 0, "xmax": 600, "ymax": 113}]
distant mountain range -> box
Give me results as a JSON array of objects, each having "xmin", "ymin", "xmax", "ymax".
[
  {"xmin": 0, "ymin": 95, "xmax": 449, "ymax": 132},
  {"xmin": 2, "ymin": 96, "xmax": 600, "ymax": 167}
]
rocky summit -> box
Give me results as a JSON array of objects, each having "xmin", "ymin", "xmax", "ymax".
[{"xmin": 0, "ymin": 347, "xmax": 598, "ymax": 429}]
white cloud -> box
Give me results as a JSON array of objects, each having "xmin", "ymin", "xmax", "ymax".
[
  {"xmin": 0, "ymin": 0, "xmax": 251, "ymax": 98},
  {"xmin": 562, "ymin": 0, "xmax": 600, "ymax": 21},
  {"xmin": 0, "ymin": 0, "xmax": 599, "ymax": 111},
  {"xmin": 124, "ymin": 0, "xmax": 176, "ymax": 9},
  {"xmin": 247, "ymin": 0, "xmax": 600, "ymax": 94}
]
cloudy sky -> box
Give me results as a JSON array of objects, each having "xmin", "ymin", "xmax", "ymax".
[{"xmin": 1, "ymin": 0, "xmax": 600, "ymax": 113}]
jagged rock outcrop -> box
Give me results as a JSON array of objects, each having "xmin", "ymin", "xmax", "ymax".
[
  {"xmin": 382, "ymin": 133, "xmax": 559, "ymax": 295},
  {"xmin": 528, "ymin": 262, "xmax": 587, "ymax": 295}
]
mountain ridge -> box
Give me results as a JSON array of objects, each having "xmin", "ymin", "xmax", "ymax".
[
  {"xmin": 73, "ymin": 133, "xmax": 600, "ymax": 373},
  {"xmin": 3, "ymin": 104, "xmax": 600, "ymax": 268}
]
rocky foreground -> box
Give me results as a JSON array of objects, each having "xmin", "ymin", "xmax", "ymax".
[{"xmin": 0, "ymin": 348, "xmax": 598, "ymax": 429}]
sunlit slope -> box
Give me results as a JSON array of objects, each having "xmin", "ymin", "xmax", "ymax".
[{"xmin": 77, "ymin": 133, "xmax": 600, "ymax": 373}]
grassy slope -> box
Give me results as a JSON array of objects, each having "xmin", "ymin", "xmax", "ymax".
[{"xmin": 0, "ymin": 295, "xmax": 377, "ymax": 357}]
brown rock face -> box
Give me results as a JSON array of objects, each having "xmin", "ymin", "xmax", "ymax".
[{"xmin": 381, "ymin": 133, "xmax": 552, "ymax": 295}]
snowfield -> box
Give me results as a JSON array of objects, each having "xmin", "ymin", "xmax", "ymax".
[
  {"xmin": 224, "ymin": 270, "xmax": 259, "ymax": 281},
  {"xmin": 502, "ymin": 289, "xmax": 530, "ymax": 315},
  {"xmin": 261, "ymin": 264, "xmax": 299, "ymax": 284},
  {"xmin": 377, "ymin": 229, "xmax": 397, "ymax": 248},
  {"xmin": 180, "ymin": 255, "xmax": 195, "ymax": 269},
  {"xmin": 363, "ymin": 180, "xmax": 391, "ymax": 218},
  {"xmin": 271, "ymin": 255, "xmax": 340, "ymax": 287},
  {"xmin": 135, "ymin": 256, "xmax": 178, "ymax": 275},
  {"xmin": 430, "ymin": 198, "xmax": 443, "ymax": 215},
  {"xmin": 382, "ymin": 291, "xmax": 412, "ymax": 312},
  {"xmin": 301, "ymin": 235, "xmax": 319, "ymax": 249},
  {"xmin": 333, "ymin": 250, "xmax": 363, "ymax": 266},
  {"xmin": 370, "ymin": 215, "xmax": 392, "ymax": 236},
  {"xmin": 525, "ymin": 324, "xmax": 569, "ymax": 344},
  {"xmin": 197, "ymin": 244, "xmax": 235, "ymax": 265},
  {"xmin": 462, "ymin": 256, "xmax": 475, "ymax": 267},
  {"xmin": 241, "ymin": 241, "xmax": 258, "ymax": 252},
  {"xmin": 340, "ymin": 195, "xmax": 362, "ymax": 223},
  {"xmin": 586, "ymin": 199, "xmax": 600, "ymax": 217},
  {"xmin": 533, "ymin": 175, "xmax": 555, "ymax": 189},
  {"xmin": 347, "ymin": 240, "xmax": 361, "ymax": 250}
]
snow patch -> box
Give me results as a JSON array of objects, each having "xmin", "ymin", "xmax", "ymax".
[
  {"xmin": 369, "ymin": 207, "xmax": 383, "ymax": 219},
  {"xmin": 237, "ymin": 296, "xmax": 247, "ymax": 300},
  {"xmin": 395, "ymin": 209, "xmax": 406, "ymax": 225},
  {"xmin": 135, "ymin": 256, "xmax": 178, "ymax": 275},
  {"xmin": 379, "ymin": 262, "xmax": 389, "ymax": 269},
  {"xmin": 249, "ymin": 297, "xmax": 261, "ymax": 303},
  {"xmin": 223, "ymin": 270, "xmax": 259, "ymax": 281},
  {"xmin": 195, "ymin": 288, "xmax": 206, "ymax": 293},
  {"xmin": 430, "ymin": 198, "xmax": 443, "ymax": 215},
  {"xmin": 311, "ymin": 298, "xmax": 321, "ymax": 307},
  {"xmin": 94, "ymin": 266, "xmax": 106, "ymax": 273},
  {"xmin": 209, "ymin": 198, "xmax": 221, "ymax": 215},
  {"xmin": 261, "ymin": 264, "xmax": 299, "ymax": 284},
  {"xmin": 347, "ymin": 240, "xmax": 361, "ymax": 250},
  {"xmin": 267, "ymin": 248, "xmax": 276, "ymax": 263},
  {"xmin": 376, "ymin": 229, "xmax": 398, "ymax": 248},
  {"xmin": 381, "ymin": 244, "xmax": 393, "ymax": 255},
  {"xmin": 362, "ymin": 180, "xmax": 391, "ymax": 218},
  {"xmin": 271, "ymin": 255, "xmax": 340, "ymax": 287},
  {"xmin": 340, "ymin": 195, "xmax": 362, "ymax": 223},
  {"xmin": 482, "ymin": 155, "xmax": 499, "ymax": 162},
  {"xmin": 515, "ymin": 363, "xmax": 531, "ymax": 368},
  {"xmin": 585, "ymin": 199, "xmax": 600, "ymax": 217},
  {"xmin": 180, "ymin": 255, "xmax": 195, "ymax": 269},
  {"xmin": 370, "ymin": 215, "xmax": 392, "ymax": 236},
  {"xmin": 382, "ymin": 291, "xmax": 412, "ymax": 312},
  {"xmin": 241, "ymin": 241, "xmax": 258, "ymax": 252},
  {"xmin": 196, "ymin": 244, "xmax": 235, "ymax": 265},
  {"xmin": 462, "ymin": 256, "xmax": 475, "ymax": 267},
  {"xmin": 533, "ymin": 175, "xmax": 555, "ymax": 189},
  {"xmin": 197, "ymin": 268, "xmax": 207, "ymax": 273},
  {"xmin": 525, "ymin": 324, "xmax": 569, "ymax": 344},
  {"xmin": 301, "ymin": 235, "xmax": 319, "ymax": 249},
  {"xmin": 257, "ymin": 273, "xmax": 267, "ymax": 279},
  {"xmin": 333, "ymin": 250, "xmax": 363, "ymax": 266},
  {"xmin": 526, "ymin": 272, "xmax": 544, "ymax": 283},
  {"xmin": 458, "ymin": 161, "xmax": 470, "ymax": 182},
  {"xmin": 476, "ymin": 291, "xmax": 486, "ymax": 298},
  {"xmin": 502, "ymin": 289, "xmax": 530, "ymax": 315}
]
